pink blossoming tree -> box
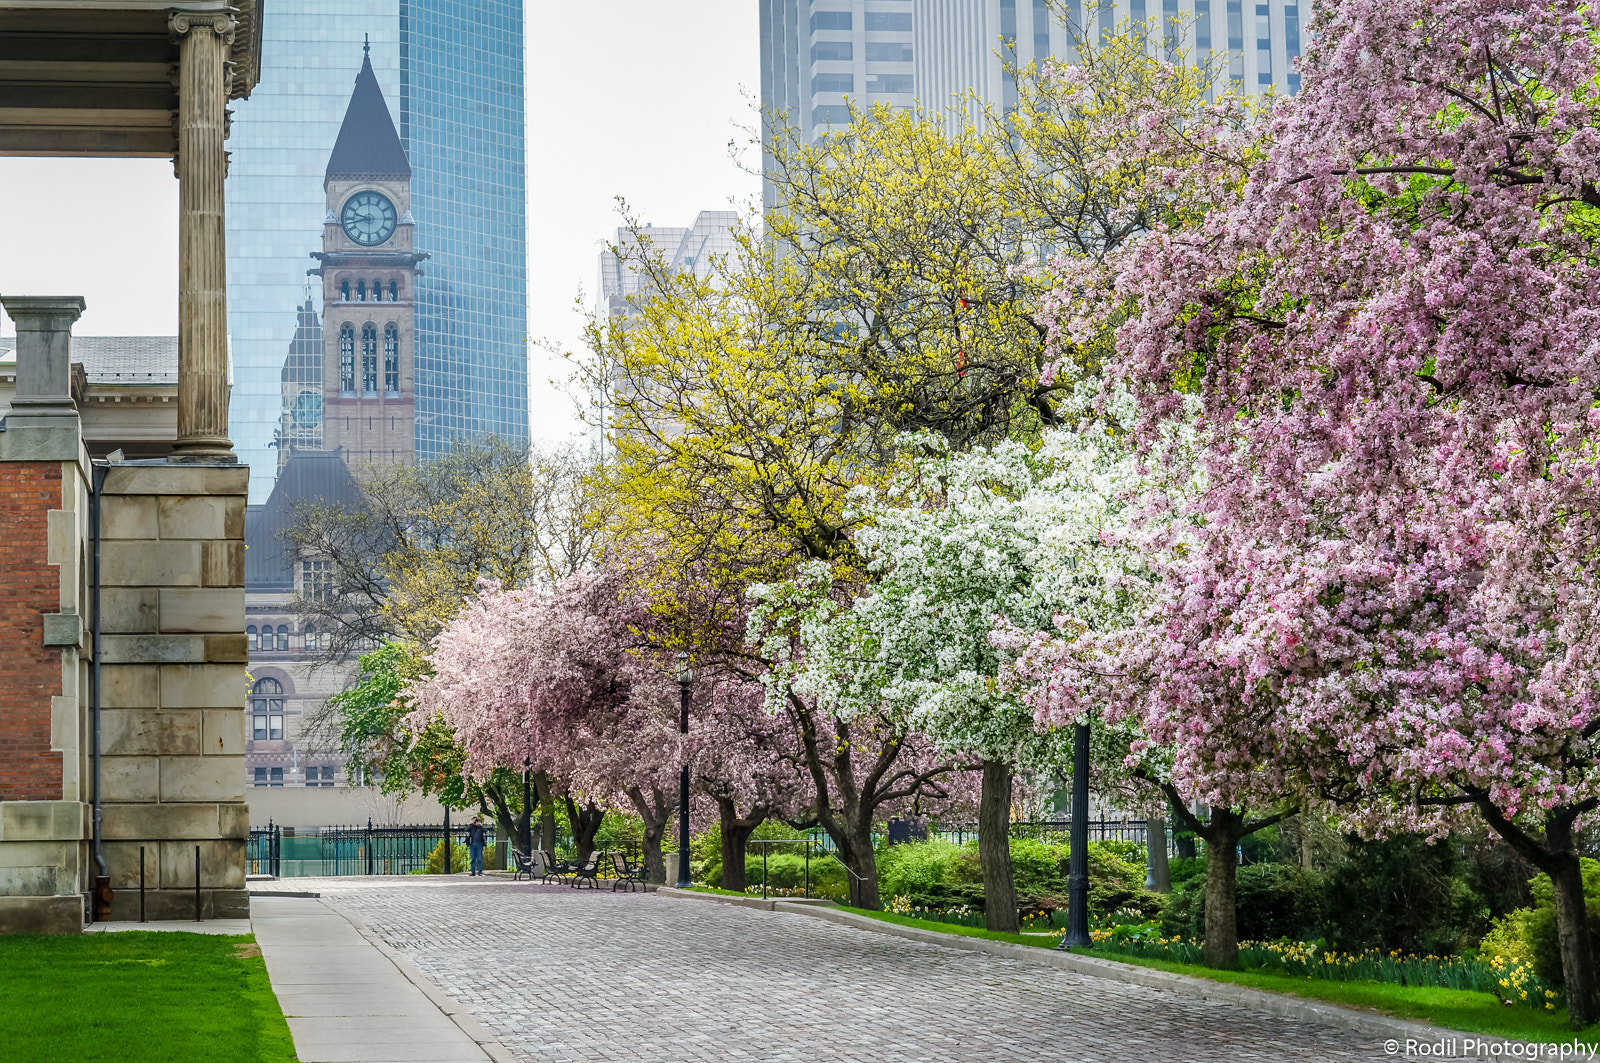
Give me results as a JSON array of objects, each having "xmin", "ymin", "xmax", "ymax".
[{"xmin": 1047, "ymin": 0, "xmax": 1600, "ymax": 1018}]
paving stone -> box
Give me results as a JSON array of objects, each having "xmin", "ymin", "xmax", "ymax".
[{"xmin": 253, "ymin": 877, "xmax": 1416, "ymax": 1062}]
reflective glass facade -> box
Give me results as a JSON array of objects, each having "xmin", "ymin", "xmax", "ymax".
[
  {"xmin": 227, "ymin": 1, "xmax": 528, "ymax": 499},
  {"xmin": 401, "ymin": 0, "xmax": 529, "ymax": 461},
  {"xmin": 227, "ymin": 2, "xmax": 401, "ymax": 502}
]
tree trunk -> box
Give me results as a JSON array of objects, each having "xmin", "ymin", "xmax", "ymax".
[
  {"xmin": 1201, "ymin": 808, "xmax": 1243, "ymax": 968},
  {"xmin": 1550, "ymin": 852, "xmax": 1598, "ymax": 1026},
  {"xmin": 840, "ymin": 822, "xmax": 880, "ymax": 910},
  {"xmin": 564, "ymin": 794, "xmax": 606, "ymax": 865},
  {"xmin": 480, "ymin": 782, "xmax": 517, "ymax": 853},
  {"xmin": 625, "ymin": 785, "xmax": 673, "ymax": 884},
  {"xmin": 518, "ymin": 770, "xmax": 534, "ymax": 855},
  {"xmin": 1145, "ymin": 816, "xmax": 1171, "ymax": 893},
  {"xmin": 717, "ymin": 797, "xmax": 766, "ymax": 892},
  {"xmin": 978, "ymin": 760, "xmax": 1019, "ymax": 932},
  {"xmin": 1172, "ymin": 796, "xmax": 1196, "ymax": 859},
  {"xmin": 534, "ymin": 772, "xmax": 557, "ymax": 853}
]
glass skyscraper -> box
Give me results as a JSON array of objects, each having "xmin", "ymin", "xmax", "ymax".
[
  {"xmin": 401, "ymin": 0, "xmax": 528, "ymax": 461},
  {"xmin": 226, "ymin": 0, "xmax": 527, "ymax": 499}
]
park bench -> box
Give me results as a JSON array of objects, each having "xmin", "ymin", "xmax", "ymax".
[
  {"xmin": 510, "ymin": 848, "xmax": 539, "ymax": 882},
  {"xmin": 566, "ymin": 852, "xmax": 602, "ymax": 889},
  {"xmin": 609, "ymin": 851, "xmax": 647, "ymax": 892},
  {"xmin": 537, "ymin": 850, "xmax": 568, "ymax": 885}
]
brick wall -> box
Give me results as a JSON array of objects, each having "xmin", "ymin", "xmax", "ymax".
[{"xmin": 0, "ymin": 462, "xmax": 64, "ymax": 802}]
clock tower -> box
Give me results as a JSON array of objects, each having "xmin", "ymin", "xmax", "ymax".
[{"xmin": 309, "ymin": 42, "xmax": 427, "ymax": 467}]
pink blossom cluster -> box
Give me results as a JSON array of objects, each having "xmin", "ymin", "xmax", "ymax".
[{"xmin": 1020, "ymin": 0, "xmax": 1600, "ymax": 832}]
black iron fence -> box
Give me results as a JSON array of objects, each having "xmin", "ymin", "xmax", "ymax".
[
  {"xmin": 248, "ymin": 820, "xmax": 505, "ymax": 877},
  {"xmin": 248, "ymin": 820, "xmax": 647, "ymax": 878}
]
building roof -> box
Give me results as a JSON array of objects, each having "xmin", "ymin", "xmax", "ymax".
[
  {"xmin": 0, "ymin": 335, "xmax": 177, "ymax": 385},
  {"xmin": 245, "ymin": 450, "xmax": 365, "ymax": 593},
  {"xmin": 325, "ymin": 50, "xmax": 411, "ymax": 187}
]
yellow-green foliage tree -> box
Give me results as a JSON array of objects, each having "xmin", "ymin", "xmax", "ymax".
[{"xmin": 581, "ymin": 27, "xmax": 1246, "ymax": 908}]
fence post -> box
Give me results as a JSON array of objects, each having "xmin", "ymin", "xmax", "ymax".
[
  {"xmin": 367, "ymin": 818, "xmax": 374, "ymax": 876},
  {"xmin": 443, "ymin": 807, "xmax": 451, "ymax": 874},
  {"xmin": 805, "ymin": 838, "xmax": 810, "ymax": 899},
  {"xmin": 194, "ymin": 843, "xmax": 202, "ymax": 922}
]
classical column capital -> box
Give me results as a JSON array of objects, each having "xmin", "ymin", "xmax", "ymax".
[{"xmin": 168, "ymin": 10, "xmax": 237, "ymax": 44}]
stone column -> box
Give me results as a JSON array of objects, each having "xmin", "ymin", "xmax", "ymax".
[{"xmin": 169, "ymin": 11, "xmax": 236, "ymax": 462}]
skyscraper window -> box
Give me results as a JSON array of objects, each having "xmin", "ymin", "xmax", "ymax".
[
  {"xmin": 1285, "ymin": 4, "xmax": 1301, "ymax": 92},
  {"xmin": 1256, "ymin": 4, "xmax": 1273, "ymax": 85}
]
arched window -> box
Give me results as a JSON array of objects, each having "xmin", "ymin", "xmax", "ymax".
[
  {"xmin": 339, "ymin": 325, "xmax": 356, "ymax": 395},
  {"xmin": 361, "ymin": 324, "xmax": 378, "ymax": 395},
  {"xmin": 389, "ymin": 280, "xmax": 398, "ymax": 302},
  {"xmin": 246, "ymin": 624, "xmax": 257, "ymax": 649},
  {"xmin": 373, "ymin": 279, "xmax": 383, "ymax": 300},
  {"xmin": 356, "ymin": 279, "xmax": 366, "ymax": 302},
  {"xmin": 304, "ymin": 626, "xmax": 317, "ymax": 652},
  {"xmin": 384, "ymin": 324, "xmax": 399, "ymax": 395},
  {"xmin": 250, "ymin": 677, "xmax": 284, "ymax": 742},
  {"xmin": 340, "ymin": 280, "xmax": 349, "ymax": 301},
  {"xmin": 258, "ymin": 626, "xmax": 271, "ymax": 652},
  {"xmin": 276, "ymin": 625, "xmax": 289, "ymax": 652}
]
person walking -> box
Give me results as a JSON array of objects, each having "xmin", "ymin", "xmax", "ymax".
[{"xmin": 465, "ymin": 816, "xmax": 489, "ymax": 877}]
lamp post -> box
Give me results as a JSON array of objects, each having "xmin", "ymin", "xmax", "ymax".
[
  {"xmin": 676, "ymin": 652, "xmax": 693, "ymax": 888},
  {"xmin": 1058, "ymin": 720, "xmax": 1092, "ymax": 949}
]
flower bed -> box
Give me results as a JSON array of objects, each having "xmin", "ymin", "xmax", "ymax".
[{"xmin": 1090, "ymin": 922, "xmax": 1557, "ymax": 1010}]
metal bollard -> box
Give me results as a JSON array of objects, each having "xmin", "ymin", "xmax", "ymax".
[
  {"xmin": 139, "ymin": 846, "xmax": 146, "ymax": 922},
  {"xmin": 194, "ymin": 843, "xmax": 201, "ymax": 922}
]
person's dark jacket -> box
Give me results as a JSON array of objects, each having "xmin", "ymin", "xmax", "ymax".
[{"xmin": 465, "ymin": 824, "xmax": 489, "ymax": 848}]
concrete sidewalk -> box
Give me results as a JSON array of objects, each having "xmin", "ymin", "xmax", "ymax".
[{"xmin": 252, "ymin": 895, "xmax": 513, "ymax": 1063}]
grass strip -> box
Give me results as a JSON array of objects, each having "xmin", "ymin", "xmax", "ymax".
[
  {"xmin": 835, "ymin": 907, "xmax": 1600, "ymax": 1046},
  {"xmin": 0, "ymin": 931, "xmax": 297, "ymax": 1063}
]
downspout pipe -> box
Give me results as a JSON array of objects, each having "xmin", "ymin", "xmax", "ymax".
[{"xmin": 90, "ymin": 460, "xmax": 109, "ymax": 917}]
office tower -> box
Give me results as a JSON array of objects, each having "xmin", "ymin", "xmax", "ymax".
[
  {"xmin": 758, "ymin": 0, "xmax": 1303, "ymax": 187},
  {"xmin": 597, "ymin": 212, "xmax": 742, "ymax": 320},
  {"xmin": 226, "ymin": 1, "xmax": 527, "ymax": 502},
  {"xmin": 913, "ymin": 0, "xmax": 1303, "ymax": 132},
  {"xmin": 759, "ymin": 0, "xmax": 918, "ymax": 211},
  {"xmin": 401, "ymin": 0, "xmax": 529, "ymax": 462}
]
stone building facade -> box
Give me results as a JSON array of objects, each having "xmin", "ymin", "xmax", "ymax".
[{"xmin": 0, "ymin": 0, "xmax": 263, "ymax": 931}]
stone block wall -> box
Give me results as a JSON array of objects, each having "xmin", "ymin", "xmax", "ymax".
[{"xmin": 98, "ymin": 463, "xmax": 250, "ymax": 920}]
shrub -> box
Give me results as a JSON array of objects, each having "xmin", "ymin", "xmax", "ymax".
[
  {"xmin": 1524, "ymin": 858, "xmax": 1600, "ymax": 990},
  {"xmin": 425, "ymin": 840, "xmax": 468, "ymax": 874},
  {"xmin": 1168, "ymin": 856, "xmax": 1204, "ymax": 888},
  {"xmin": 1321, "ymin": 836, "xmax": 1482, "ymax": 956},
  {"xmin": 1479, "ymin": 907, "xmax": 1537, "ymax": 967},
  {"xmin": 879, "ymin": 840, "xmax": 966, "ymax": 898},
  {"xmin": 744, "ymin": 852, "xmax": 848, "ymax": 896},
  {"xmin": 1161, "ymin": 863, "xmax": 1323, "ymax": 942}
]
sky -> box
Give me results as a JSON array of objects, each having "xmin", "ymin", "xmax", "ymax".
[{"xmin": 0, "ymin": 0, "xmax": 761, "ymax": 447}]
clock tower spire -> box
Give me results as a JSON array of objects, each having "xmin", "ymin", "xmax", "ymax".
[{"xmin": 307, "ymin": 45, "xmax": 427, "ymax": 468}]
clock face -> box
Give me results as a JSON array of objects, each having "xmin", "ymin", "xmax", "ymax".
[{"xmin": 341, "ymin": 191, "xmax": 397, "ymax": 246}]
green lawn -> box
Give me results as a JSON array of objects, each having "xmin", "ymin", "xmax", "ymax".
[
  {"xmin": 836, "ymin": 907, "xmax": 1600, "ymax": 1047},
  {"xmin": 0, "ymin": 932, "xmax": 297, "ymax": 1063}
]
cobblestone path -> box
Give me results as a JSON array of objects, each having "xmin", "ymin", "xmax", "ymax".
[{"xmin": 266, "ymin": 877, "xmax": 1408, "ymax": 1062}]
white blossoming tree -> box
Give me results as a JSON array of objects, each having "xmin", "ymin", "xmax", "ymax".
[{"xmin": 756, "ymin": 422, "xmax": 1148, "ymax": 930}]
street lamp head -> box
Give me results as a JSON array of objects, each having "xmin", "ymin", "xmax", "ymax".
[{"xmin": 676, "ymin": 650, "xmax": 693, "ymax": 686}]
